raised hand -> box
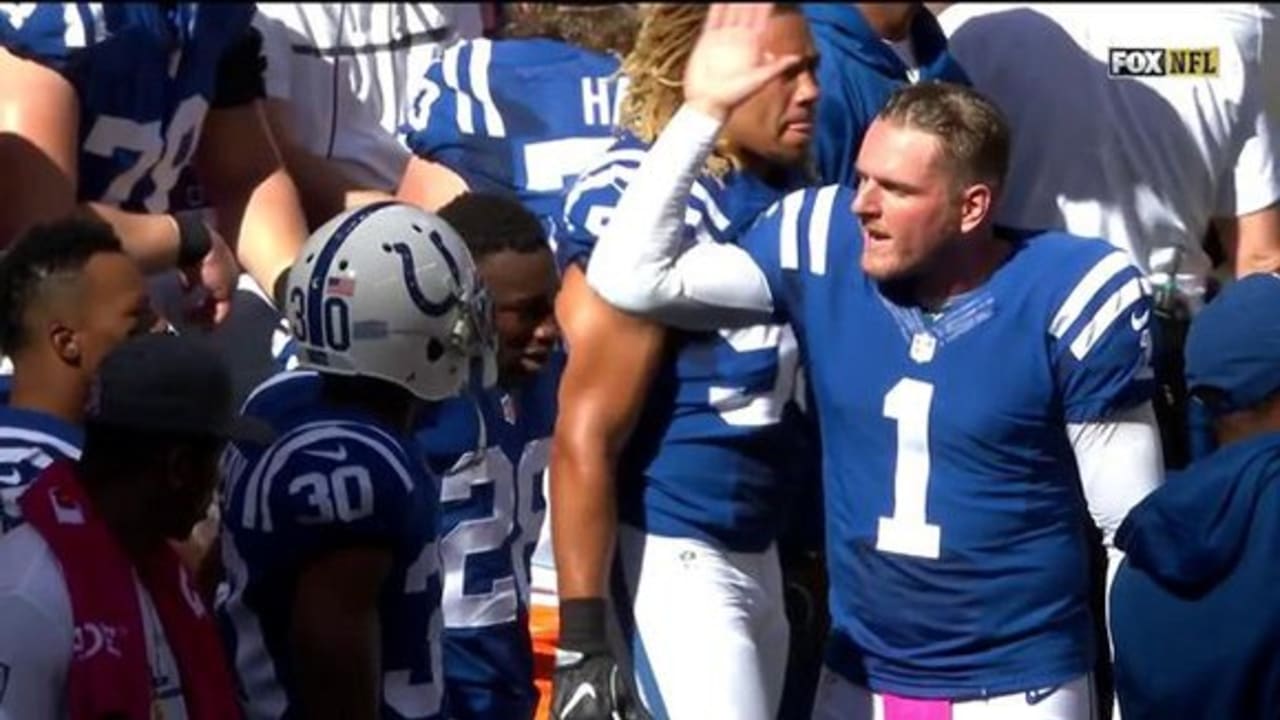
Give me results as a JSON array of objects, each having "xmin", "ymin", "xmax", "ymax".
[{"xmin": 683, "ymin": 3, "xmax": 803, "ymax": 122}]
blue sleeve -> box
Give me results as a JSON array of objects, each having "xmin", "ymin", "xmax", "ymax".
[
  {"xmin": 738, "ymin": 185, "xmax": 852, "ymax": 328},
  {"xmin": 0, "ymin": 3, "xmax": 102, "ymax": 75},
  {"xmin": 555, "ymin": 147, "xmax": 645, "ymax": 271},
  {"xmin": 1052, "ymin": 253, "xmax": 1158, "ymax": 423},
  {"xmin": 402, "ymin": 41, "xmax": 510, "ymax": 196},
  {"xmin": 258, "ymin": 424, "xmax": 418, "ymax": 562}
]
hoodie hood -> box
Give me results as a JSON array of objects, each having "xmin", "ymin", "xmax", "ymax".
[
  {"xmin": 1117, "ymin": 432, "xmax": 1280, "ymax": 593},
  {"xmin": 802, "ymin": 4, "xmax": 970, "ymax": 85}
]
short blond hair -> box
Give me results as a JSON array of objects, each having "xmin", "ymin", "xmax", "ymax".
[{"xmin": 878, "ymin": 82, "xmax": 1011, "ymax": 193}]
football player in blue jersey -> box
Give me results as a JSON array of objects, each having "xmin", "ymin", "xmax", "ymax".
[
  {"xmin": 412, "ymin": 192, "xmax": 561, "ymax": 720},
  {"xmin": 396, "ymin": 3, "xmax": 640, "ymax": 238},
  {"xmin": 0, "ymin": 3, "xmax": 309, "ymax": 327},
  {"xmin": 585, "ymin": 5, "xmax": 1166, "ymax": 718},
  {"xmin": 550, "ymin": 5, "xmax": 820, "ymax": 719},
  {"xmin": 217, "ymin": 202, "xmax": 497, "ymax": 720},
  {"xmin": 0, "ymin": 217, "xmax": 157, "ymax": 532}
]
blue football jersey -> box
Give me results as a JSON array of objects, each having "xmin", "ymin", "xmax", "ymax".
[
  {"xmin": 0, "ymin": 406, "xmax": 83, "ymax": 533},
  {"xmin": 737, "ymin": 185, "xmax": 1156, "ymax": 697},
  {"xmin": 413, "ymin": 355, "xmax": 561, "ymax": 720},
  {"xmin": 559, "ymin": 135, "xmax": 811, "ymax": 552},
  {"xmin": 0, "ymin": 2, "xmax": 256, "ymax": 212},
  {"xmin": 219, "ymin": 371, "xmax": 446, "ymax": 720},
  {"xmin": 402, "ymin": 38, "xmax": 626, "ymax": 240}
]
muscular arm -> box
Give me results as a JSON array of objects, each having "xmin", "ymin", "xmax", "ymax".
[
  {"xmin": 585, "ymin": 106, "xmax": 775, "ymax": 330},
  {"xmin": 290, "ymin": 545, "xmax": 393, "ymax": 720},
  {"xmin": 550, "ymin": 266, "xmax": 665, "ymax": 600},
  {"xmin": 395, "ymin": 156, "xmax": 471, "ymax": 213},
  {"xmin": 263, "ymin": 98, "xmax": 393, "ymax": 229},
  {"xmin": 1214, "ymin": 202, "xmax": 1280, "ymax": 278},
  {"xmin": 196, "ymin": 99, "xmax": 308, "ymax": 307}
]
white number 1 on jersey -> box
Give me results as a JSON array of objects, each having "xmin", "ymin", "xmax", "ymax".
[{"xmin": 877, "ymin": 378, "xmax": 941, "ymax": 559}]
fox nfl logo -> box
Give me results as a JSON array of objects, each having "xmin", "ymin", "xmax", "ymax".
[{"xmin": 1108, "ymin": 47, "xmax": 1219, "ymax": 77}]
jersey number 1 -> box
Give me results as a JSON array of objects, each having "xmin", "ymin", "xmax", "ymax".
[{"xmin": 877, "ymin": 378, "xmax": 941, "ymax": 559}]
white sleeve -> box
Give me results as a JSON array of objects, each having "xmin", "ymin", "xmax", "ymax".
[
  {"xmin": 1066, "ymin": 400, "xmax": 1164, "ymax": 665},
  {"xmin": 584, "ymin": 105, "xmax": 777, "ymax": 331},
  {"xmin": 0, "ymin": 534, "xmax": 72, "ymax": 720},
  {"xmin": 1216, "ymin": 9, "xmax": 1280, "ymax": 217}
]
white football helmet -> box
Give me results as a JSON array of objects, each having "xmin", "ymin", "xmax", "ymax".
[{"xmin": 284, "ymin": 202, "xmax": 497, "ymax": 401}]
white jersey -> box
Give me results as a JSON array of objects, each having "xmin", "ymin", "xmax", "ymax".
[
  {"xmin": 939, "ymin": 3, "xmax": 1280, "ymax": 306},
  {"xmin": 0, "ymin": 525, "xmax": 188, "ymax": 720},
  {"xmin": 254, "ymin": 3, "xmax": 484, "ymax": 189}
]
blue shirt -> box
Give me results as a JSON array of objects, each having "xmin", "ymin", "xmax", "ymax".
[
  {"xmin": 0, "ymin": 2, "xmax": 258, "ymax": 212},
  {"xmin": 803, "ymin": 4, "xmax": 969, "ymax": 186},
  {"xmin": 219, "ymin": 371, "xmax": 446, "ymax": 720},
  {"xmin": 0, "ymin": 406, "xmax": 83, "ymax": 533},
  {"xmin": 413, "ymin": 355, "xmax": 561, "ymax": 720},
  {"xmin": 741, "ymin": 185, "xmax": 1155, "ymax": 697},
  {"xmin": 403, "ymin": 38, "xmax": 625, "ymax": 241},
  {"xmin": 559, "ymin": 134, "xmax": 813, "ymax": 552},
  {"xmin": 1112, "ymin": 432, "xmax": 1280, "ymax": 720}
]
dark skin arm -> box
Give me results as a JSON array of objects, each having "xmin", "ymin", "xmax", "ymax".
[
  {"xmin": 550, "ymin": 265, "xmax": 667, "ymax": 601},
  {"xmin": 290, "ymin": 545, "xmax": 393, "ymax": 720}
]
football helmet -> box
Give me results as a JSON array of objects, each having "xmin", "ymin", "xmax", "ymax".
[{"xmin": 284, "ymin": 201, "xmax": 497, "ymax": 401}]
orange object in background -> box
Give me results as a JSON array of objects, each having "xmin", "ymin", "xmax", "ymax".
[{"xmin": 530, "ymin": 603, "xmax": 560, "ymax": 720}]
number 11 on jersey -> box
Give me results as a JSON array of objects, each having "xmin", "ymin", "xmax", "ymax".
[{"xmin": 877, "ymin": 377, "xmax": 941, "ymax": 560}]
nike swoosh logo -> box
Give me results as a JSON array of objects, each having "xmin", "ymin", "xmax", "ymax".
[
  {"xmin": 561, "ymin": 683, "xmax": 598, "ymax": 718},
  {"xmin": 303, "ymin": 445, "xmax": 348, "ymax": 463},
  {"xmin": 1131, "ymin": 307, "xmax": 1151, "ymax": 331},
  {"xmin": 1025, "ymin": 684, "xmax": 1060, "ymax": 705}
]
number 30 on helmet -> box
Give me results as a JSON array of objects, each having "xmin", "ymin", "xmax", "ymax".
[{"xmin": 284, "ymin": 201, "xmax": 498, "ymax": 401}]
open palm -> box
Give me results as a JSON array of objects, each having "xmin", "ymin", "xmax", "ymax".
[{"xmin": 683, "ymin": 3, "xmax": 802, "ymax": 121}]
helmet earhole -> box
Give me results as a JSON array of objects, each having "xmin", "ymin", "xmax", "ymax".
[{"xmin": 426, "ymin": 339, "xmax": 445, "ymax": 362}]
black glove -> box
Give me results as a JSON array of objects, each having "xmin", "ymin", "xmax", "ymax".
[{"xmin": 551, "ymin": 599, "xmax": 650, "ymax": 720}]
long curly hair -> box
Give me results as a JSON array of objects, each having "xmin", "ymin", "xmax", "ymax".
[{"xmin": 621, "ymin": 3, "xmax": 801, "ymax": 177}]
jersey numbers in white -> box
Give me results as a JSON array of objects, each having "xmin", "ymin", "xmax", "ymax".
[
  {"xmin": 710, "ymin": 324, "xmax": 801, "ymax": 428},
  {"xmin": 876, "ymin": 377, "xmax": 942, "ymax": 560},
  {"xmin": 522, "ymin": 136, "xmax": 618, "ymax": 194},
  {"xmin": 82, "ymin": 94, "xmax": 208, "ymax": 213},
  {"xmin": 440, "ymin": 440, "xmax": 548, "ymax": 629},
  {"xmin": 289, "ymin": 464, "xmax": 375, "ymax": 525},
  {"xmin": 385, "ymin": 540, "xmax": 446, "ymax": 718}
]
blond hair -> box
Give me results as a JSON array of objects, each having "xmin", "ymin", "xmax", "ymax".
[
  {"xmin": 878, "ymin": 82, "xmax": 1012, "ymax": 193},
  {"xmin": 620, "ymin": 4, "xmax": 734, "ymax": 175}
]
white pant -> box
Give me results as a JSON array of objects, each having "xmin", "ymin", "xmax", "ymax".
[
  {"xmin": 812, "ymin": 668, "xmax": 1097, "ymax": 720},
  {"xmin": 611, "ymin": 525, "xmax": 790, "ymax": 720}
]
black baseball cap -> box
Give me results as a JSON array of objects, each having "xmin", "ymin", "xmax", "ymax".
[{"xmin": 85, "ymin": 333, "xmax": 274, "ymax": 446}]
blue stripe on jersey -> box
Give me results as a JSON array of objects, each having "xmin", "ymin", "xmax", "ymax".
[
  {"xmin": 303, "ymin": 201, "xmax": 397, "ymax": 347},
  {"xmin": 737, "ymin": 186, "xmax": 1155, "ymax": 695},
  {"xmin": 559, "ymin": 133, "xmax": 815, "ymax": 552}
]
